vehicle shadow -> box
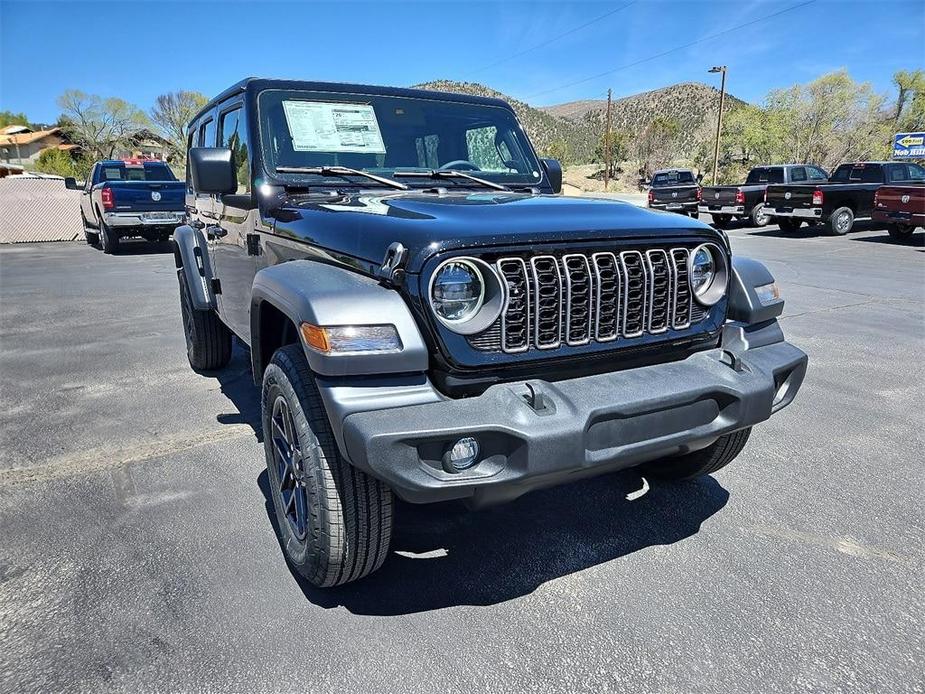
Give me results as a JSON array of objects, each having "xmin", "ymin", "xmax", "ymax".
[
  {"xmin": 851, "ymin": 230, "xmax": 924, "ymax": 247},
  {"xmin": 746, "ymin": 220, "xmax": 883, "ymax": 239},
  {"xmin": 212, "ymin": 341, "xmax": 263, "ymax": 441},
  {"xmin": 105, "ymin": 239, "xmax": 175, "ymax": 255},
  {"xmin": 257, "ymin": 467, "xmax": 729, "ymax": 615}
]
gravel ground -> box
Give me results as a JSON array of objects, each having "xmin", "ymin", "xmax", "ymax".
[{"xmin": 1, "ymin": 221, "xmax": 923, "ymax": 694}]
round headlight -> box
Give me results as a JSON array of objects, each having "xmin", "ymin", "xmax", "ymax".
[
  {"xmin": 431, "ymin": 259, "xmax": 484, "ymax": 323},
  {"xmin": 429, "ymin": 257, "xmax": 506, "ymax": 334},
  {"xmin": 688, "ymin": 243, "xmax": 728, "ymax": 306}
]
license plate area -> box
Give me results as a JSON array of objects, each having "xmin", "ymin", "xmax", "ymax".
[{"xmin": 141, "ymin": 212, "xmax": 176, "ymax": 222}]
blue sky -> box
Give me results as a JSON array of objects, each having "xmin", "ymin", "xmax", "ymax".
[{"xmin": 1, "ymin": 0, "xmax": 923, "ymax": 123}]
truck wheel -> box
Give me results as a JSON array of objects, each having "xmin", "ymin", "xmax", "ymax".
[
  {"xmin": 262, "ymin": 344, "xmax": 393, "ymax": 587},
  {"xmin": 81, "ymin": 211, "xmax": 99, "ymax": 246},
  {"xmin": 887, "ymin": 223, "xmax": 915, "ymax": 241},
  {"xmin": 177, "ymin": 269, "xmax": 232, "ymax": 370},
  {"xmin": 99, "ymin": 221, "xmax": 120, "ymax": 254},
  {"xmin": 750, "ymin": 203, "xmax": 770, "ymax": 227},
  {"xmin": 641, "ymin": 428, "xmax": 752, "ymax": 481},
  {"xmin": 827, "ymin": 207, "xmax": 854, "ymax": 235},
  {"xmin": 777, "ymin": 218, "xmax": 802, "ymax": 232},
  {"xmin": 712, "ymin": 214, "xmax": 731, "ymax": 229}
]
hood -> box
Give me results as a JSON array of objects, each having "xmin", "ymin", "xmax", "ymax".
[{"xmin": 271, "ymin": 189, "xmax": 719, "ymax": 273}]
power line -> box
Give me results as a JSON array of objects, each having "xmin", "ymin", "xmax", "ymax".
[
  {"xmin": 523, "ymin": 0, "xmax": 818, "ymax": 101},
  {"xmin": 470, "ymin": 1, "xmax": 637, "ymax": 75}
]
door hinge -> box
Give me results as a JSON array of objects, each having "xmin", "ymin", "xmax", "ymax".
[
  {"xmin": 246, "ymin": 233, "xmax": 261, "ymax": 256},
  {"xmin": 378, "ymin": 241, "xmax": 408, "ymax": 287},
  {"xmin": 211, "ymin": 278, "xmax": 222, "ymax": 295}
]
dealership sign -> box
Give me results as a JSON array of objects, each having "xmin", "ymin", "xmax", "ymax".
[{"xmin": 892, "ymin": 132, "xmax": 925, "ymax": 159}]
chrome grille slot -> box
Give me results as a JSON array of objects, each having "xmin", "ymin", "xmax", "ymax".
[
  {"xmin": 645, "ymin": 249, "xmax": 672, "ymax": 334},
  {"xmin": 497, "ymin": 258, "xmax": 530, "ymax": 353},
  {"xmin": 619, "ymin": 251, "xmax": 647, "ymax": 338},
  {"xmin": 531, "ymin": 255, "xmax": 562, "ymax": 349},
  {"xmin": 562, "ymin": 254, "xmax": 593, "ymax": 345},
  {"xmin": 670, "ymin": 248, "xmax": 692, "ymax": 329},
  {"xmin": 591, "ymin": 252, "xmax": 620, "ymax": 342}
]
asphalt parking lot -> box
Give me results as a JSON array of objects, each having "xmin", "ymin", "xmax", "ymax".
[{"xmin": 1, "ymin": 220, "xmax": 923, "ymax": 693}]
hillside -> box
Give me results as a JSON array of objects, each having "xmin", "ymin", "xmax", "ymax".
[
  {"xmin": 542, "ymin": 82, "xmax": 747, "ymax": 157},
  {"xmin": 413, "ymin": 80, "xmax": 596, "ymax": 162}
]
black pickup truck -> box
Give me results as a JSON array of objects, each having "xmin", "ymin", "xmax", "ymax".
[
  {"xmin": 700, "ymin": 164, "xmax": 828, "ymax": 228},
  {"xmin": 766, "ymin": 161, "xmax": 925, "ymax": 235},
  {"xmin": 66, "ymin": 159, "xmax": 185, "ymax": 253},
  {"xmin": 172, "ymin": 77, "xmax": 807, "ymax": 586},
  {"xmin": 647, "ymin": 168, "xmax": 701, "ymax": 217}
]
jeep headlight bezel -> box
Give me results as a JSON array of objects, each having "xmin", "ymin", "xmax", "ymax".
[
  {"xmin": 429, "ymin": 257, "xmax": 506, "ymax": 335},
  {"xmin": 689, "ymin": 243, "xmax": 729, "ymax": 306}
]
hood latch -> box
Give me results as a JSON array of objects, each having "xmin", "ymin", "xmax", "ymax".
[{"xmin": 378, "ymin": 242, "xmax": 408, "ymax": 287}]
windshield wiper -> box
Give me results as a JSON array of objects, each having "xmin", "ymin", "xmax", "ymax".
[
  {"xmin": 275, "ymin": 165, "xmax": 408, "ymax": 191},
  {"xmin": 393, "ymin": 169, "xmax": 510, "ymax": 192}
]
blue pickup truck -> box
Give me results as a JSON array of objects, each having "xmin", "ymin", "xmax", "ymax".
[{"xmin": 66, "ymin": 160, "xmax": 185, "ymax": 253}]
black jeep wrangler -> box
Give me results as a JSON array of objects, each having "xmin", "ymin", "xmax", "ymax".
[{"xmin": 174, "ymin": 78, "xmax": 808, "ymax": 587}]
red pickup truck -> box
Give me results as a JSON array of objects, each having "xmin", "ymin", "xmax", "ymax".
[{"xmin": 873, "ymin": 184, "xmax": 924, "ymax": 241}]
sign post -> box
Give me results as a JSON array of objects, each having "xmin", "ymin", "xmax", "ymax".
[{"xmin": 892, "ymin": 132, "xmax": 925, "ymax": 159}]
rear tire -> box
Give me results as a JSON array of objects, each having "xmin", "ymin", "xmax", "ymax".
[
  {"xmin": 750, "ymin": 203, "xmax": 770, "ymax": 227},
  {"xmin": 826, "ymin": 207, "xmax": 854, "ymax": 236},
  {"xmin": 642, "ymin": 428, "xmax": 752, "ymax": 481},
  {"xmin": 263, "ymin": 344, "xmax": 393, "ymax": 587},
  {"xmin": 887, "ymin": 223, "xmax": 915, "ymax": 241},
  {"xmin": 177, "ymin": 268, "xmax": 232, "ymax": 370},
  {"xmin": 777, "ymin": 218, "xmax": 802, "ymax": 232},
  {"xmin": 100, "ymin": 220, "xmax": 120, "ymax": 254},
  {"xmin": 712, "ymin": 214, "xmax": 732, "ymax": 229}
]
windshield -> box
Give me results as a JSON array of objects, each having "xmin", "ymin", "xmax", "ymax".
[
  {"xmin": 652, "ymin": 171, "xmax": 695, "ymax": 186},
  {"xmin": 100, "ymin": 163, "xmax": 176, "ymax": 182},
  {"xmin": 258, "ymin": 89, "xmax": 543, "ymax": 187},
  {"xmin": 745, "ymin": 167, "xmax": 784, "ymax": 184}
]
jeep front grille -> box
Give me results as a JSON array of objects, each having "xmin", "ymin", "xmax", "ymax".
[{"xmin": 484, "ymin": 247, "xmax": 698, "ymax": 354}]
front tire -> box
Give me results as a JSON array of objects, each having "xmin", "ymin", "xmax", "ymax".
[
  {"xmin": 263, "ymin": 344, "xmax": 393, "ymax": 587},
  {"xmin": 177, "ymin": 269, "xmax": 232, "ymax": 370},
  {"xmin": 887, "ymin": 223, "xmax": 915, "ymax": 241},
  {"xmin": 642, "ymin": 428, "xmax": 752, "ymax": 481},
  {"xmin": 826, "ymin": 207, "xmax": 854, "ymax": 236},
  {"xmin": 100, "ymin": 220, "xmax": 120, "ymax": 254},
  {"xmin": 750, "ymin": 203, "xmax": 770, "ymax": 227}
]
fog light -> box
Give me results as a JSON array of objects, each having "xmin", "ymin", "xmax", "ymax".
[{"xmin": 445, "ymin": 437, "xmax": 480, "ymax": 472}]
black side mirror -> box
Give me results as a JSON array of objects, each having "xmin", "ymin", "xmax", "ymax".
[
  {"xmin": 541, "ymin": 158, "xmax": 562, "ymax": 194},
  {"xmin": 189, "ymin": 147, "xmax": 236, "ymax": 195},
  {"xmin": 63, "ymin": 177, "xmax": 78, "ymax": 190}
]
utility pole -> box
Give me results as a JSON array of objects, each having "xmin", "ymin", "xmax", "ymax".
[
  {"xmin": 604, "ymin": 88, "xmax": 613, "ymax": 191},
  {"xmin": 709, "ymin": 66, "xmax": 727, "ymax": 186}
]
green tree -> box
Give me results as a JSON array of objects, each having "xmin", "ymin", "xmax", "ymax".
[
  {"xmin": 593, "ymin": 131, "xmax": 625, "ymax": 180},
  {"xmin": 56, "ymin": 90, "xmax": 148, "ymax": 161},
  {"xmin": 543, "ymin": 139, "xmax": 570, "ymax": 165},
  {"xmin": 34, "ymin": 147, "xmax": 79, "ymax": 177},
  {"xmin": 893, "ymin": 69, "xmax": 925, "ymax": 133},
  {"xmin": 634, "ymin": 117, "xmax": 680, "ymax": 179},
  {"xmin": 149, "ymin": 90, "xmax": 208, "ymax": 164},
  {"xmin": 0, "ymin": 110, "xmax": 31, "ymax": 129}
]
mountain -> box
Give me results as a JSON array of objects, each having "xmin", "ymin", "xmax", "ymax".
[
  {"xmin": 413, "ymin": 80, "xmax": 597, "ymax": 163},
  {"xmin": 542, "ymin": 82, "xmax": 748, "ymax": 157},
  {"xmin": 412, "ymin": 80, "xmax": 747, "ymax": 163}
]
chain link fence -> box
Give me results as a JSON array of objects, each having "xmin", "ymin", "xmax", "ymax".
[{"xmin": 0, "ymin": 178, "xmax": 83, "ymax": 244}]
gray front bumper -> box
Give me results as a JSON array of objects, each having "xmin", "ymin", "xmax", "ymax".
[{"xmin": 338, "ymin": 324, "xmax": 807, "ymax": 505}]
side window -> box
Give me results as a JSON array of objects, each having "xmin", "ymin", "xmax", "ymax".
[
  {"xmin": 198, "ymin": 118, "xmax": 215, "ymax": 147},
  {"xmin": 465, "ymin": 125, "xmax": 507, "ymax": 172},
  {"xmin": 85, "ymin": 165, "xmax": 95, "ymax": 191},
  {"xmin": 791, "ymin": 167, "xmax": 807, "ymax": 182},
  {"xmin": 808, "ymin": 167, "xmax": 827, "ymax": 180},
  {"xmin": 219, "ymin": 107, "xmax": 251, "ymax": 194},
  {"xmin": 907, "ymin": 163, "xmax": 925, "ymax": 181},
  {"xmin": 185, "ymin": 127, "xmax": 195, "ymax": 191},
  {"xmin": 860, "ymin": 166, "xmax": 882, "ymax": 183},
  {"xmin": 887, "ymin": 164, "xmax": 907, "ymax": 182}
]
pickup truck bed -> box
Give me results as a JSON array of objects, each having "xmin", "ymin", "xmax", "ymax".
[{"xmin": 873, "ymin": 184, "xmax": 925, "ymax": 241}]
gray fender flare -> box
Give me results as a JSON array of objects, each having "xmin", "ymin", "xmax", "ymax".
[
  {"xmin": 250, "ymin": 260, "xmax": 429, "ymax": 378},
  {"xmin": 172, "ymin": 224, "xmax": 216, "ymax": 310}
]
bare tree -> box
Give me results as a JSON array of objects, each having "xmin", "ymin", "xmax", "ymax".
[
  {"xmin": 56, "ymin": 90, "xmax": 147, "ymax": 161},
  {"xmin": 149, "ymin": 90, "xmax": 208, "ymax": 162}
]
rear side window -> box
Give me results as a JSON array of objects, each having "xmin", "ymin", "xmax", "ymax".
[
  {"xmin": 808, "ymin": 167, "xmax": 827, "ymax": 180},
  {"xmin": 907, "ymin": 163, "xmax": 925, "ymax": 181},
  {"xmin": 198, "ymin": 118, "xmax": 215, "ymax": 147},
  {"xmin": 860, "ymin": 166, "xmax": 882, "ymax": 183},
  {"xmin": 791, "ymin": 167, "xmax": 807, "ymax": 182},
  {"xmin": 219, "ymin": 107, "xmax": 251, "ymax": 193},
  {"xmin": 746, "ymin": 167, "xmax": 784, "ymax": 184}
]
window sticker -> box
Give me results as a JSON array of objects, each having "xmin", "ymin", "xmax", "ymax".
[{"xmin": 282, "ymin": 101, "xmax": 386, "ymax": 154}]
